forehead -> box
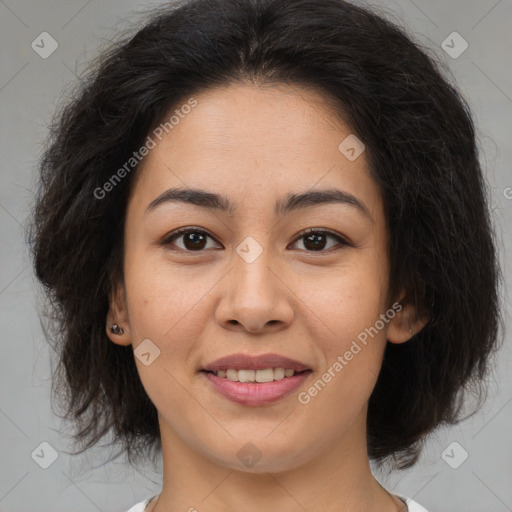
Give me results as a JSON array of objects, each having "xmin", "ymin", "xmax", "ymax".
[{"xmin": 129, "ymin": 82, "xmax": 382, "ymax": 221}]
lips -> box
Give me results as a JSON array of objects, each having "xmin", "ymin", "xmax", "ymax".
[
  {"xmin": 200, "ymin": 353, "xmax": 313, "ymax": 406},
  {"xmin": 203, "ymin": 370, "xmax": 311, "ymax": 406},
  {"xmin": 201, "ymin": 352, "xmax": 311, "ymax": 372}
]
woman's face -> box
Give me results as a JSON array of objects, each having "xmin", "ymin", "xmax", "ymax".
[{"xmin": 109, "ymin": 82, "xmax": 409, "ymax": 472}]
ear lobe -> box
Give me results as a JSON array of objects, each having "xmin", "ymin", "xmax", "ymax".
[
  {"xmin": 386, "ymin": 302, "xmax": 429, "ymax": 344},
  {"xmin": 106, "ymin": 281, "xmax": 131, "ymax": 346}
]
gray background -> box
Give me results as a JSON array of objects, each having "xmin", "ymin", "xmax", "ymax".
[{"xmin": 1, "ymin": 1, "xmax": 511, "ymax": 511}]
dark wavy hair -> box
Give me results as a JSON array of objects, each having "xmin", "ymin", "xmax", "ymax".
[{"xmin": 29, "ymin": 0, "xmax": 502, "ymax": 470}]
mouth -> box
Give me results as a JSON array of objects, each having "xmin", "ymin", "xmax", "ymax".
[
  {"xmin": 200, "ymin": 352, "xmax": 313, "ymax": 405},
  {"xmin": 200, "ymin": 368, "xmax": 313, "ymax": 406},
  {"xmin": 200, "ymin": 368, "xmax": 311, "ymax": 383},
  {"xmin": 201, "ymin": 352, "xmax": 312, "ymax": 374}
]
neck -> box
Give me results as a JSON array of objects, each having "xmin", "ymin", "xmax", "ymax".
[{"xmin": 148, "ymin": 408, "xmax": 403, "ymax": 512}]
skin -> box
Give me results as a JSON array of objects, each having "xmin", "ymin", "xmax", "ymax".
[{"xmin": 106, "ymin": 82, "xmax": 428, "ymax": 512}]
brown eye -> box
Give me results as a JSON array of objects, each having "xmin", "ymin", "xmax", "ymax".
[
  {"xmin": 162, "ymin": 228, "xmax": 221, "ymax": 252},
  {"xmin": 161, "ymin": 227, "xmax": 350, "ymax": 253},
  {"xmin": 291, "ymin": 229, "xmax": 350, "ymax": 252}
]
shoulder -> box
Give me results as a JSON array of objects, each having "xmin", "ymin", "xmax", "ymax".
[
  {"xmin": 124, "ymin": 495, "xmax": 157, "ymax": 512},
  {"xmin": 397, "ymin": 495, "xmax": 430, "ymax": 512}
]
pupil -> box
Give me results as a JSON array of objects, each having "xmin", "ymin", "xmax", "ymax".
[
  {"xmin": 305, "ymin": 233, "xmax": 325, "ymax": 251},
  {"xmin": 185, "ymin": 232, "xmax": 206, "ymax": 250}
]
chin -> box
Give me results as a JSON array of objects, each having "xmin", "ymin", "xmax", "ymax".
[{"xmin": 204, "ymin": 437, "xmax": 311, "ymax": 474}]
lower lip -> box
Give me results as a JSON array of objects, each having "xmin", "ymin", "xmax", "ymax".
[{"xmin": 202, "ymin": 371, "xmax": 312, "ymax": 406}]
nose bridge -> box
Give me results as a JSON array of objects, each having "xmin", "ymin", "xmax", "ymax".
[
  {"xmin": 232, "ymin": 234, "xmax": 278, "ymax": 306},
  {"xmin": 215, "ymin": 233, "xmax": 293, "ymax": 331}
]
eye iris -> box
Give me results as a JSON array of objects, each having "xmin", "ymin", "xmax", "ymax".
[
  {"xmin": 304, "ymin": 232, "xmax": 326, "ymax": 251},
  {"xmin": 184, "ymin": 231, "xmax": 207, "ymax": 250}
]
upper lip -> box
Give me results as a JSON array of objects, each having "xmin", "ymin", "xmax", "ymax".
[{"xmin": 202, "ymin": 353, "xmax": 311, "ymax": 372}]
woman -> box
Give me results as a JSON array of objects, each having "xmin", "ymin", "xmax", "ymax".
[{"xmin": 30, "ymin": 0, "xmax": 502, "ymax": 511}]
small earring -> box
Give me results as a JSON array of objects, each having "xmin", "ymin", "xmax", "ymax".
[{"xmin": 110, "ymin": 323, "xmax": 125, "ymax": 335}]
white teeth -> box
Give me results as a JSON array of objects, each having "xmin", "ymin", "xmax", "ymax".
[
  {"xmin": 213, "ymin": 368, "xmax": 299, "ymax": 382},
  {"xmin": 238, "ymin": 369, "xmax": 255, "ymax": 382},
  {"xmin": 273, "ymin": 368, "xmax": 285, "ymax": 380},
  {"xmin": 255, "ymin": 368, "xmax": 274, "ymax": 382},
  {"xmin": 226, "ymin": 369, "xmax": 238, "ymax": 381}
]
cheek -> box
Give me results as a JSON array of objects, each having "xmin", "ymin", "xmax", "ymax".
[
  {"xmin": 311, "ymin": 253, "xmax": 389, "ymax": 338},
  {"xmin": 122, "ymin": 252, "xmax": 236, "ymax": 417},
  {"xmin": 122, "ymin": 260, "xmax": 213, "ymax": 414},
  {"xmin": 305, "ymin": 254, "xmax": 389, "ymax": 391},
  {"xmin": 296, "ymin": 277, "xmax": 388, "ymax": 442},
  {"xmin": 125, "ymin": 260, "xmax": 215, "ymax": 351}
]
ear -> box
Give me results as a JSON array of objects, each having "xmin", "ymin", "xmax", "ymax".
[
  {"xmin": 106, "ymin": 279, "xmax": 132, "ymax": 346},
  {"xmin": 386, "ymin": 298, "xmax": 429, "ymax": 344}
]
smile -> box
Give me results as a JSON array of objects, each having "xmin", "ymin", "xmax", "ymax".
[{"xmin": 201, "ymin": 369, "xmax": 312, "ymax": 406}]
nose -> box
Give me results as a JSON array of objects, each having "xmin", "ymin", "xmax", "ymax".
[{"xmin": 215, "ymin": 244, "xmax": 294, "ymax": 334}]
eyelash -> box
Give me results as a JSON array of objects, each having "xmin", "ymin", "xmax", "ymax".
[{"xmin": 160, "ymin": 226, "xmax": 351, "ymax": 253}]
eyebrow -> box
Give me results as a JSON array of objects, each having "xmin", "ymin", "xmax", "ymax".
[{"xmin": 146, "ymin": 187, "xmax": 372, "ymax": 221}]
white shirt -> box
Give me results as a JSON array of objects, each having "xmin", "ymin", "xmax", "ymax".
[{"xmin": 125, "ymin": 494, "xmax": 429, "ymax": 511}]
